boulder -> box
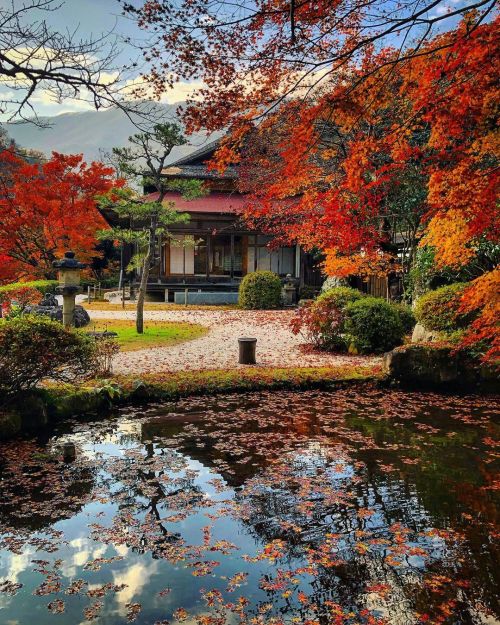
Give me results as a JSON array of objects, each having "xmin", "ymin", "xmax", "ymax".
[
  {"xmin": 411, "ymin": 322, "xmax": 442, "ymax": 343},
  {"xmin": 383, "ymin": 344, "xmax": 499, "ymax": 392},
  {"xmin": 104, "ymin": 290, "xmax": 124, "ymax": 303},
  {"xmin": 321, "ymin": 276, "xmax": 347, "ymax": 293},
  {"xmin": 17, "ymin": 393, "xmax": 48, "ymax": 430},
  {"xmin": 24, "ymin": 303, "xmax": 90, "ymax": 328},
  {"xmin": 383, "ymin": 345, "xmax": 459, "ymax": 385},
  {"xmin": 40, "ymin": 292, "xmax": 58, "ymax": 307}
]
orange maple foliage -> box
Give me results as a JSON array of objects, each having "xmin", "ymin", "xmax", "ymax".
[
  {"xmin": 234, "ymin": 17, "xmax": 500, "ymax": 359},
  {"xmin": 458, "ymin": 268, "xmax": 500, "ymax": 361},
  {"xmin": 0, "ymin": 149, "xmax": 120, "ymax": 280}
]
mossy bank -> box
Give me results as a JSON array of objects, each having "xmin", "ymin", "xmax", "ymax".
[{"xmin": 0, "ymin": 364, "xmax": 381, "ymax": 440}]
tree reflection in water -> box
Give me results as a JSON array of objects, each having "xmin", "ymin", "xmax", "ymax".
[{"xmin": 0, "ymin": 386, "xmax": 498, "ymax": 624}]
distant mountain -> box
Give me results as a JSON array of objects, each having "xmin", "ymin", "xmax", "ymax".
[{"xmin": 3, "ymin": 101, "xmax": 221, "ymax": 164}]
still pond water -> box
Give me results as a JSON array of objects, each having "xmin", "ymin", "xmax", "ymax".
[{"xmin": 0, "ymin": 387, "xmax": 498, "ymax": 625}]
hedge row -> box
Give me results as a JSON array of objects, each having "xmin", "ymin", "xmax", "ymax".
[{"xmin": 0, "ymin": 279, "xmax": 58, "ymax": 296}]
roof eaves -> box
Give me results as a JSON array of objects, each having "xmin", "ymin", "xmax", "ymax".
[{"xmin": 169, "ymin": 138, "xmax": 221, "ymax": 167}]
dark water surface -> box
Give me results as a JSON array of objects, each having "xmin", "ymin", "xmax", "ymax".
[{"xmin": 0, "ymin": 387, "xmax": 498, "ymax": 624}]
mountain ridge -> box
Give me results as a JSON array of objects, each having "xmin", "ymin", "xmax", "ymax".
[{"xmin": 3, "ymin": 102, "xmax": 220, "ymax": 164}]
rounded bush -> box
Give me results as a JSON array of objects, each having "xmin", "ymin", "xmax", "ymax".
[
  {"xmin": 290, "ymin": 286, "xmax": 364, "ymax": 350},
  {"xmin": 392, "ymin": 303, "xmax": 416, "ymax": 334},
  {"xmin": 0, "ymin": 316, "xmax": 97, "ymax": 396},
  {"xmin": 317, "ymin": 286, "xmax": 364, "ymax": 309},
  {"xmin": 345, "ymin": 297, "xmax": 404, "ymax": 354},
  {"xmin": 414, "ymin": 283, "xmax": 474, "ymax": 332},
  {"xmin": 239, "ymin": 271, "xmax": 282, "ymax": 309}
]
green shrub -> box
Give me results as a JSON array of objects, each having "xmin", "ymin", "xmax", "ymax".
[
  {"xmin": 291, "ymin": 286, "xmax": 364, "ymax": 350},
  {"xmin": 0, "ymin": 279, "xmax": 58, "ymax": 295},
  {"xmin": 345, "ymin": 297, "xmax": 405, "ymax": 354},
  {"xmin": 0, "ymin": 316, "xmax": 97, "ymax": 397},
  {"xmin": 414, "ymin": 283, "xmax": 476, "ymax": 332},
  {"xmin": 239, "ymin": 271, "xmax": 282, "ymax": 309},
  {"xmin": 392, "ymin": 303, "xmax": 416, "ymax": 334},
  {"xmin": 318, "ymin": 286, "xmax": 364, "ymax": 310},
  {"xmin": 298, "ymin": 285, "xmax": 318, "ymax": 301}
]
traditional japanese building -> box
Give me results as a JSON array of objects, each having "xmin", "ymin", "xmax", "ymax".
[{"xmin": 127, "ymin": 140, "xmax": 322, "ymax": 303}]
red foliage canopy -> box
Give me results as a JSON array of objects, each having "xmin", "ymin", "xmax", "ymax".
[{"xmin": 0, "ymin": 150, "xmax": 119, "ymax": 281}]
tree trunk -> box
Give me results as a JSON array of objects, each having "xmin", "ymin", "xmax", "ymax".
[{"xmin": 136, "ymin": 246, "xmax": 151, "ymax": 334}]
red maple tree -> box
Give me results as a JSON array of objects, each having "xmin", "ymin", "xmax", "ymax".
[{"xmin": 0, "ymin": 149, "xmax": 120, "ymax": 281}]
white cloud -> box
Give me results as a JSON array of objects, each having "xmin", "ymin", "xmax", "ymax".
[
  {"xmin": 121, "ymin": 75, "xmax": 204, "ymax": 105},
  {"xmin": 112, "ymin": 561, "xmax": 158, "ymax": 607}
]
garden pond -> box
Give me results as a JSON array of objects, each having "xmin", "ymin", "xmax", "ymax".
[{"xmin": 0, "ymin": 386, "xmax": 498, "ymax": 624}]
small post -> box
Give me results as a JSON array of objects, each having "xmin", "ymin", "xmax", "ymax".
[
  {"xmin": 87, "ymin": 285, "xmax": 91, "ymax": 304},
  {"xmin": 93, "ymin": 284, "xmax": 97, "ymax": 301},
  {"xmin": 238, "ymin": 337, "xmax": 257, "ymax": 364},
  {"xmin": 62, "ymin": 442, "xmax": 76, "ymax": 462},
  {"xmin": 164, "ymin": 288, "xmax": 169, "ymax": 303},
  {"xmin": 184, "ymin": 288, "xmax": 189, "ymax": 306}
]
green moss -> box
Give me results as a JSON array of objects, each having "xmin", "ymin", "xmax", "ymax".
[
  {"xmin": 44, "ymin": 387, "xmax": 114, "ymax": 420},
  {"xmin": 1, "ymin": 365, "xmax": 382, "ymax": 440},
  {"xmin": 116, "ymin": 364, "xmax": 383, "ymax": 401}
]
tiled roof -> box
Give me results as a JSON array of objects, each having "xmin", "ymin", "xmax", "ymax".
[
  {"xmin": 169, "ymin": 139, "xmax": 221, "ymax": 166},
  {"xmin": 142, "ymin": 191, "xmax": 247, "ymax": 214}
]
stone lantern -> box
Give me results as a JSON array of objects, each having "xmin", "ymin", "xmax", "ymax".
[
  {"xmin": 282, "ymin": 274, "xmax": 297, "ymax": 306},
  {"xmin": 53, "ymin": 251, "xmax": 86, "ymax": 328}
]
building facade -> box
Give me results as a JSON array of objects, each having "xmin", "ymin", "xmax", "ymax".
[{"xmin": 125, "ymin": 140, "xmax": 322, "ymax": 301}]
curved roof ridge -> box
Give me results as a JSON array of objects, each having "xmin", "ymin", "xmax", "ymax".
[{"xmin": 169, "ymin": 138, "xmax": 221, "ymax": 167}]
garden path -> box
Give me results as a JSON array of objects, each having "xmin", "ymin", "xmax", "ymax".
[{"xmin": 88, "ymin": 308, "xmax": 378, "ymax": 374}]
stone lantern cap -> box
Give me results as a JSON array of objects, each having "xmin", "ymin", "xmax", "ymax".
[{"xmin": 52, "ymin": 250, "xmax": 87, "ymax": 270}]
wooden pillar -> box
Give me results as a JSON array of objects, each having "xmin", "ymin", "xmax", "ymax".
[
  {"xmin": 295, "ymin": 244, "xmax": 302, "ymax": 283},
  {"xmin": 206, "ymin": 233, "xmax": 211, "ymax": 279},
  {"xmin": 230, "ymin": 234, "xmax": 235, "ymax": 280},
  {"xmin": 242, "ymin": 235, "xmax": 248, "ymax": 275}
]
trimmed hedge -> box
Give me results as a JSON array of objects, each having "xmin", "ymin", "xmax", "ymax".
[
  {"xmin": 239, "ymin": 270, "xmax": 282, "ymax": 309},
  {"xmin": 0, "ymin": 280, "xmax": 58, "ymax": 296},
  {"xmin": 414, "ymin": 283, "xmax": 475, "ymax": 332},
  {"xmin": 345, "ymin": 297, "xmax": 405, "ymax": 354}
]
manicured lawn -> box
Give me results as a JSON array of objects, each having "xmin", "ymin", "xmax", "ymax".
[
  {"xmin": 84, "ymin": 301, "xmax": 238, "ymax": 312},
  {"xmin": 88, "ymin": 319, "xmax": 208, "ymax": 351}
]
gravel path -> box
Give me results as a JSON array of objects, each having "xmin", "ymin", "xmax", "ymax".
[{"xmin": 89, "ymin": 309, "xmax": 378, "ymax": 374}]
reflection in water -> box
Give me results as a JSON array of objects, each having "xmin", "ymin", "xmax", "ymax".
[{"xmin": 0, "ymin": 386, "xmax": 498, "ymax": 624}]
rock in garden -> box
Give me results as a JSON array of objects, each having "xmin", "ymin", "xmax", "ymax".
[{"xmin": 24, "ymin": 303, "xmax": 90, "ymax": 328}]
